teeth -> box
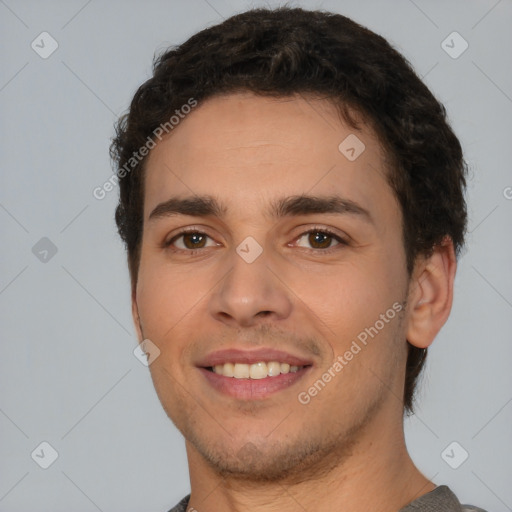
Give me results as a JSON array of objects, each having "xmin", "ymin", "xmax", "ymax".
[
  {"xmin": 234, "ymin": 363, "xmax": 250, "ymax": 379},
  {"xmin": 211, "ymin": 361, "xmax": 305, "ymax": 379},
  {"xmin": 223, "ymin": 362, "xmax": 234, "ymax": 377},
  {"xmin": 249, "ymin": 362, "xmax": 267, "ymax": 379},
  {"xmin": 267, "ymin": 361, "xmax": 281, "ymax": 376}
]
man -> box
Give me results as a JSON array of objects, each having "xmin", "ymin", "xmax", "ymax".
[{"xmin": 111, "ymin": 7, "xmax": 488, "ymax": 512}]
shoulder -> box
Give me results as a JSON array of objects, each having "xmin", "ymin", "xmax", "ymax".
[
  {"xmin": 166, "ymin": 494, "xmax": 190, "ymax": 512},
  {"xmin": 399, "ymin": 485, "xmax": 489, "ymax": 512}
]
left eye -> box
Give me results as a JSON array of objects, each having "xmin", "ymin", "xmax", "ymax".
[{"xmin": 295, "ymin": 230, "xmax": 343, "ymax": 249}]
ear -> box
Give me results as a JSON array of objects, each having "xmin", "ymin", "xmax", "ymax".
[
  {"xmin": 131, "ymin": 287, "xmax": 144, "ymax": 343},
  {"xmin": 406, "ymin": 237, "xmax": 457, "ymax": 349}
]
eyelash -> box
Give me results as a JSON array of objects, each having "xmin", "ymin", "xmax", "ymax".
[{"xmin": 163, "ymin": 226, "xmax": 348, "ymax": 255}]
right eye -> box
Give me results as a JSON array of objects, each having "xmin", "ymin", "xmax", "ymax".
[{"xmin": 165, "ymin": 230, "xmax": 219, "ymax": 253}]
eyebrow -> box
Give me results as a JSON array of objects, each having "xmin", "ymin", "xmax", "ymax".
[{"xmin": 148, "ymin": 194, "xmax": 373, "ymax": 223}]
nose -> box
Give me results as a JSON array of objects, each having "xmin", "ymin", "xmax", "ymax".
[{"xmin": 208, "ymin": 245, "xmax": 293, "ymax": 328}]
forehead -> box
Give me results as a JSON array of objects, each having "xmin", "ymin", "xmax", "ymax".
[{"xmin": 143, "ymin": 92, "xmax": 395, "ymax": 222}]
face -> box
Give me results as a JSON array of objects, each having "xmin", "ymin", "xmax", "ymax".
[{"xmin": 133, "ymin": 92, "xmax": 412, "ymax": 481}]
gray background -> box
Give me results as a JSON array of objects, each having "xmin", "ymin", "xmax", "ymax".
[{"xmin": 1, "ymin": 0, "xmax": 511, "ymax": 510}]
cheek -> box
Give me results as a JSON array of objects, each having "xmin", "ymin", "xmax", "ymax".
[
  {"xmin": 292, "ymin": 254, "xmax": 408, "ymax": 393},
  {"xmin": 135, "ymin": 262, "xmax": 201, "ymax": 411},
  {"xmin": 136, "ymin": 257, "xmax": 205, "ymax": 335},
  {"xmin": 294, "ymin": 260, "xmax": 402, "ymax": 333},
  {"xmin": 297, "ymin": 264, "xmax": 406, "ymax": 399}
]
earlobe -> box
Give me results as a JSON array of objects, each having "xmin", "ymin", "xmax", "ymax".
[
  {"xmin": 406, "ymin": 237, "xmax": 457, "ymax": 349},
  {"xmin": 131, "ymin": 288, "xmax": 144, "ymax": 342}
]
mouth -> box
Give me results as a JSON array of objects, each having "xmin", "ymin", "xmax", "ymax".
[
  {"xmin": 208, "ymin": 361, "xmax": 305, "ymax": 378},
  {"xmin": 197, "ymin": 349, "xmax": 314, "ymax": 400}
]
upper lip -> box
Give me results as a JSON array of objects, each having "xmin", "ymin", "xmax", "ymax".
[{"xmin": 197, "ymin": 348, "xmax": 314, "ymax": 368}]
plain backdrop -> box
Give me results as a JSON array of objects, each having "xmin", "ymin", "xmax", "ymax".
[{"xmin": 1, "ymin": 0, "xmax": 511, "ymax": 511}]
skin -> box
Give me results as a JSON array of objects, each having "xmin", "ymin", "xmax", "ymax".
[{"xmin": 131, "ymin": 92, "xmax": 456, "ymax": 512}]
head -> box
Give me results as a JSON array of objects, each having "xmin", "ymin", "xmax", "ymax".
[{"xmin": 111, "ymin": 7, "xmax": 466, "ymax": 480}]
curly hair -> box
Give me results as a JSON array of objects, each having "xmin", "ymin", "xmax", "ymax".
[{"xmin": 110, "ymin": 7, "xmax": 467, "ymax": 414}]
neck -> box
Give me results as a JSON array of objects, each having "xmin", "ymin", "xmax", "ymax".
[{"xmin": 185, "ymin": 405, "xmax": 435, "ymax": 512}]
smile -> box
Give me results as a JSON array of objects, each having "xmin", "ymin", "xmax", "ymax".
[
  {"xmin": 210, "ymin": 361, "xmax": 303, "ymax": 379},
  {"xmin": 197, "ymin": 348, "xmax": 314, "ymax": 399}
]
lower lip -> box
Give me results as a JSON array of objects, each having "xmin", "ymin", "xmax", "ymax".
[{"xmin": 199, "ymin": 367, "xmax": 311, "ymax": 400}]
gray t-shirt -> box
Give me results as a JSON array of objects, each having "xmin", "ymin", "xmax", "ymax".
[{"xmin": 167, "ymin": 485, "xmax": 488, "ymax": 512}]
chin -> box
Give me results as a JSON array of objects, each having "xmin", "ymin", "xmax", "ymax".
[{"xmin": 185, "ymin": 426, "xmax": 356, "ymax": 484}]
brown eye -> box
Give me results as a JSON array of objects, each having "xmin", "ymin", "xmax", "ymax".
[
  {"xmin": 182, "ymin": 232, "xmax": 207, "ymax": 249},
  {"xmin": 308, "ymin": 232, "xmax": 334, "ymax": 249},
  {"xmin": 167, "ymin": 231, "xmax": 217, "ymax": 251},
  {"xmin": 294, "ymin": 229, "xmax": 346, "ymax": 251}
]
